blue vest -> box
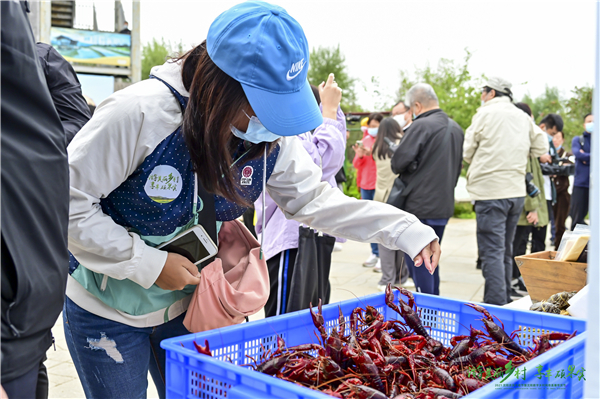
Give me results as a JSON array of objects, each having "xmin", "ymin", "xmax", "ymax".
[{"xmin": 69, "ymin": 77, "xmax": 280, "ymax": 316}]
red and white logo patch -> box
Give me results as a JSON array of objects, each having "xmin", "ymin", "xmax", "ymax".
[{"xmin": 241, "ymin": 166, "xmax": 253, "ymax": 186}]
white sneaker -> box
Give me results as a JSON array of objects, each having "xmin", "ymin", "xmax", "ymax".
[
  {"xmin": 333, "ymin": 242, "xmax": 343, "ymax": 252},
  {"xmin": 373, "ymin": 258, "xmax": 382, "ymax": 273},
  {"xmin": 401, "ymin": 279, "xmax": 415, "ymax": 288},
  {"xmin": 377, "ymin": 284, "xmax": 387, "ymax": 292},
  {"xmin": 363, "ymin": 254, "xmax": 378, "ymax": 267}
]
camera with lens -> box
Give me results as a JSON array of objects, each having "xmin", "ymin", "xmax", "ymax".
[
  {"xmin": 525, "ymin": 172, "xmax": 540, "ymax": 198},
  {"xmin": 540, "ymin": 153, "xmax": 575, "ymax": 176},
  {"xmin": 383, "ymin": 137, "xmax": 400, "ymax": 156},
  {"xmin": 345, "ymin": 114, "xmax": 362, "ymax": 124}
]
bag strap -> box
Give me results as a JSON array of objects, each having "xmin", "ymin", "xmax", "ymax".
[
  {"xmin": 579, "ymin": 135, "xmax": 585, "ymax": 148},
  {"xmin": 526, "ymin": 156, "xmax": 533, "ymax": 174},
  {"xmin": 400, "ymin": 117, "xmax": 454, "ymax": 199}
]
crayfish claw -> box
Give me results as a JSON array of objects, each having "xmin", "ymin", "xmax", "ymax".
[
  {"xmin": 310, "ymin": 299, "xmax": 328, "ymax": 343},
  {"xmin": 193, "ymin": 339, "xmax": 212, "ymax": 356},
  {"xmin": 465, "ymin": 302, "xmax": 493, "ymax": 320}
]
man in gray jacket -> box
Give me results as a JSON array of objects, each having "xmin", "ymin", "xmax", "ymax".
[
  {"xmin": 464, "ymin": 77, "xmax": 548, "ymax": 305},
  {"xmin": 391, "ymin": 83, "xmax": 464, "ymax": 295}
]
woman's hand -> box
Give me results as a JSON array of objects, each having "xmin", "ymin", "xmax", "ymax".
[
  {"xmin": 352, "ymin": 144, "xmax": 367, "ymax": 158},
  {"xmin": 413, "ymin": 239, "xmax": 441, "ymax": 274},
  {"xmin": 155, "ymin": 253, "xmax": 201, "ymax": 291},
  {"xmin": 319, "ymin": 73, "xmax": 342, "ymax": 120}
]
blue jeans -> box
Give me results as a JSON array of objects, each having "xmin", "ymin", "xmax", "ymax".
[
  {"xmin": 360, "ymin": 188, "xmax": 379, "ymax": 256},
  {"xmin": 63, "ymin": 297, "xmax": 190, "ymax": 399},
  {"xmin": 404, "ymin": 223, "xmax": 445, "ymax": 295}
]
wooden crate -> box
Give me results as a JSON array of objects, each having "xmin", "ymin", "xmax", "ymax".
[{"xmin": 515, "ymin": 251, "xmax": 587, "ymax": 302}]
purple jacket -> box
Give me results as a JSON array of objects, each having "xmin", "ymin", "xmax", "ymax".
[{"xmin": 255, "ymin": 106, "xmax": 347, "ymax": 260}]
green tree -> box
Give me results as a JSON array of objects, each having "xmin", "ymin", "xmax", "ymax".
[
  {"xmin": 521, "ymin": 86, "xmax": 564, "ymax": 123},
  {"xmin": 307, "ymin": 45, "xmax": 360, "ymax": 112},
  {"xmin": 395, "ymin": 49, "xmax": 483, "ymax": 131},
  {"xmin": 521, "ymin": 85, "xmax": 592, "ymax": 150},
  {"xmin": 563, "ymin": 86, "xmax": 593, "ymax": 148},
  {"xmin": 142, "ymin": 38, "xmax": 184, "ymax": 80}
]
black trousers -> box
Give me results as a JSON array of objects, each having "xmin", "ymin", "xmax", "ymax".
[
  {"xmin": 512, "ymin": 225, "xmax": 547, "ymax": 279},
  {"xmin": 264, "ymin": 248, "xmax": 298, "ymax": 318},
  {"xmin": 2, "ymin": 360, "xmax": 46, "ymax": 399},
  {"xmin": 553, "ymin": 190, "xmax": 571, "ymax": 248},
  {"xmin": 264, "ymin": 229, "xmax": 335, "ymax": 318},
  {"xmin": 570, "ymin": 186, "xmax": 589, "ymax": 229}
]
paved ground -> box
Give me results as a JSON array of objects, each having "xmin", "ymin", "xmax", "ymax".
[{"xmin": 47, "ymin": 218, "xmax": 483, "ymax": 398}]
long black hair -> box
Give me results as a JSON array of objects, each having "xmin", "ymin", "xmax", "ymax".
[
  {"xmin": 177, "ymin": 41, "xmax": 277, "ymax": 206},
  {"xmin": 373, "ymin": 117, "xmax": 402, "ymax": 160}
]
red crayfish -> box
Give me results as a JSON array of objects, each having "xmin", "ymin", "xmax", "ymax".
[{"xmin": 192, "ymin": 284, "xmax": 577, "ymax": 398}]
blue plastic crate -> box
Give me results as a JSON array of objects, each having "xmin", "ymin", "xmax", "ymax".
[
  {"xmin": 161, "ymin": 291, "xmax": 586, "ymax": 399},
  {"xmin": 468, "ymin": 331, "xmax": 587, "ymax": 399}
]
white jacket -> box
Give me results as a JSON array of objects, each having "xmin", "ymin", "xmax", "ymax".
[
  {"xmin": 463, "ymin": 97, "xmax": 549, "ymax": 201},
  {"xmin": 67, "ymin": 60, "xmax": 437, "ymax": 326}
]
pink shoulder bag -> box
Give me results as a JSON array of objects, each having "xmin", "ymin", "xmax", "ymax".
[{"xmin": 183, "ymin": 219, "xmax": 269, "ymax": 333}]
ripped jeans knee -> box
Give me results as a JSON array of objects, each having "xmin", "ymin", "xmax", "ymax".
[{"xmin": 62, "ymin": 297, "xmax": 189, "ymax": 399}]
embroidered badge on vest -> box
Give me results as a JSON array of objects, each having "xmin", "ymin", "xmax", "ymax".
[
  {"xmin": 144, "ymin": 165, "xmax": 183, "ymax": 203},
  {"xmin": 240, "ymin": 166, "xmax": 253, "ymax": 186}
]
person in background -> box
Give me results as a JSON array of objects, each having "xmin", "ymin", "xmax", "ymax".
[
  {"xmin": 390, "ymin": 100, "xmax": 413, "ymax": 282},
  {"xmin": 391, "ymin": 83, "xmax": 464, "ymax": 295},
  {"xmin": 371, "ymin": 118, "xmax": 412, "ymax": 289},
  {"xmin": 255, "ymin": 76, "xmax": 346, "ymax": 317},
  {"xmin": 538, "ymin": 114, "xmax": 563, "ymax": 244},
  {"xmin": 464, "ymin": 77, "xmax": 548, "ymax": 305},
  {"xmin": 391, "ymin": 100, "xmax": 413, "ymax": 132},
  {"xmin": 353, "ymin": 112, "xmax": 383, "ymax": 267},
  {"xmin": 570, "ymin": 113, "xmax": 593, "ymax": 229},
  {"xmin": 119, "ymin": 21, "xmax": 131, "ymax": 34},
  {"xmin": 552, "ymin": 131, "xmax": 572, "ymax": 247},
  {"xmin": 511, "ymin": 103, "xmax": 548, "ymax": 298},
  {"xmin": 2, "ymin": 2, "xmax": 70, "ymax": 398},
  {"xmin": 333, "ymin": 128, "xmax": 350, "ymax": 252},
  {"xmin": 37, "ymin": 42, "xmax": 91, "ymax": 145},
  {"xmin": 355, "ymin": 117, "xmax": 369, "ymax": 195}
]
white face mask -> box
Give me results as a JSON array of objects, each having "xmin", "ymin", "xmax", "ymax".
[
  {"xmin": 393, "ymin": 113, "xmax": 407, "ymax": 129},
  {"xmin": 367, "ymin": 127, "xmax": 379, "ymax": 137},
  {"xmin": 230, "ymin": 111, "xmax": 280, "ymax": 144},
  {"xmin": 585, "ymin": 122, "xmax": 593, "ymax": 133}
]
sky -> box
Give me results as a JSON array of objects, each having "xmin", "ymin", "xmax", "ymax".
[{"xmin": 117, "ymin": 0, "xmax": 597, "ymax": 111}]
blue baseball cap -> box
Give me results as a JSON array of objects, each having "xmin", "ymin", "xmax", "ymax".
[{"xmin": 207, "ymin": 1, "xmax": 322, "ymax": 136}]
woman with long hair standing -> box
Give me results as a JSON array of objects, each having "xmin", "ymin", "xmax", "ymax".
[{"xmin": 371, "ymin": 118, "xmax": 412, "ymax": 289}]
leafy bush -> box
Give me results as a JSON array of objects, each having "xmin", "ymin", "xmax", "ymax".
[
  {"xmin": 141, "ymin": 38, "xmax": 183, "ymax": 80},
  {"xmin": 454, "ymin": 201, "xmax": 476, "ymax": 219},
  {"xmin": 342, "ymin": 158, "xmax": 360, "ymax": 199}
]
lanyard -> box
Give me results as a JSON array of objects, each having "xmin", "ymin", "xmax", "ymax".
[{"xmin": 193, "ymin": 173, "xmax": 199, "ymax": 225}]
